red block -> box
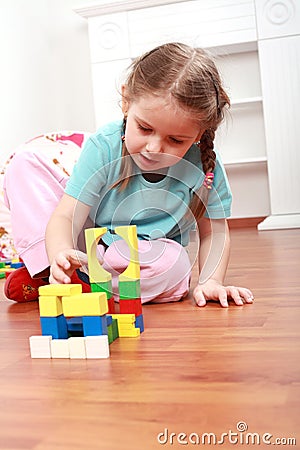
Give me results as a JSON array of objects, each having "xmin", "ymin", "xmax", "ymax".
[
  {"xmin": 119, "ymin": 298, "xmax": 142, "ymax": 316},
  {"xmin": 108, "ymin": 296, "xmax": 115, "ymax": 314}
]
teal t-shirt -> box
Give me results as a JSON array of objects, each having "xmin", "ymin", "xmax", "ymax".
[{"xmin": 65, "ymin": 120, "xmax": 232, "ymax": 246}]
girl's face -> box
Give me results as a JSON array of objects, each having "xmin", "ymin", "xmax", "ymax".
[{"xmin": 122, "ymin": 91, "xmax": 203, "ymax": 171}]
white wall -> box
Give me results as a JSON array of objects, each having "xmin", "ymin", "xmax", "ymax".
[{"xmin": 0, "ymin": 0, "xmax": 96, "ymax": 166}]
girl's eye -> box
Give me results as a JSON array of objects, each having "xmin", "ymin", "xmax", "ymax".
[
  {"xmin": 138, "ymin": 124, "xmax": 151, "ymax": 132},
  {"xmin": 170, "ymin": 137, "xmax": 183, "ymax": 145}
]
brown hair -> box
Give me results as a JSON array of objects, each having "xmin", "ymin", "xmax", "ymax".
[{"xmin": 113, "ymin": 42, "xmax": 230, "ymax": 222}]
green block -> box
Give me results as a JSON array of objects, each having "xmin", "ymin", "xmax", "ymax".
[
  {"xmin": 112, "ymin": 318, "xmax": 119, "ymax": 340},
  {"xmin": 91, "ymin": 281, "xmax": 113, "ymax": 299},
  {"xmin": 0, "ymin": 262, "xmax": 6, "ymax": 268},
  {"xmin": 107, "ymin": 325, "xmax": 113, "ymax": 344},
  {"xmin": 107, "ymin": 319, "xmax": 119, "ymax": 344},
  {"xmin": 0, "ymin": 272, "xmax": 6, "ymax": 279},
  {"xmin": 119, "ymin": 279, "xmax": 141, "ymax": 299}
]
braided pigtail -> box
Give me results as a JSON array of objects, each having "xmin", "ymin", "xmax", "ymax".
[
  {"xmin": 110, "ymin": 117, "xmax": 134, "ymax": 191},
  {"xmin": 188, "ymin": 128, "xmax": 217, "ymax": 222}
]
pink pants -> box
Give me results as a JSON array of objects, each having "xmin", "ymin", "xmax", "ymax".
[{"xmin": 3, "ymin": 146, "xmax": 191, "ymax": 303}]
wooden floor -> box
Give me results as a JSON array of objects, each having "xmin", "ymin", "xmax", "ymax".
[{"xmin": 0, "ymin": 227, "xmax": 299, "ymax": 450}]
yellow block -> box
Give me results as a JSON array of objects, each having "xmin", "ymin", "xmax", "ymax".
[
  {"xmin": 114, "ymin": 225, "xmax": 140, "ymax": 281},
  {"xmin": 39, "ymin": 296, "xmax": 63, "ymax": 317},
  {"xmin": 111, "ymin": 314, "xmax": 135, "ymax": 324},
  {"xmin": 119, "ymin": 328, "xmax": 140, "ymax": 337},
  {"xmin": 62, "ymin": 292, "xmax": 108, "ymax": 317},
  {"xmin": 39, "ymin": 284, "xmax": 82, "ymax": 297},
  {"xmin": 85, "ymin": 228, "xmax": 112, "ymax": 284}
]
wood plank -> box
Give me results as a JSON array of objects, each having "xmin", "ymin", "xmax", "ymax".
[{"xmin": 0, "ymin": 227, "xmax": 299, "ymax": 449}]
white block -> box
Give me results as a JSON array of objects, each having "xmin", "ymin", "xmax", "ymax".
[
  {"xmin": 85, "ymin": 335, "xmax": 110, "ymax": 359},
  {"xmin": 29, "ymin": 335, "xmax": 52, "ymax": 358},
  {"xmin": 68, "ymin": 337, "xmax": 86, "ymax": 359},
  {"xmin": 50, "ymin": 339, "xmax": 70, "ymax": 358}
]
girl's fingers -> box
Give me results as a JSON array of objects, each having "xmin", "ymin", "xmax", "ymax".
[
  {"xmin": 226, "ymin": 286, "xmax": 244, "ymax": 306},
  {"xmin": 195, "ymin": 289, "xmax": 207, "ymax": 307}
]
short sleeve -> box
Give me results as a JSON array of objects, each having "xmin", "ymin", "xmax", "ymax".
[{"xmin": 65, "ymin": 135, "xmax": 111, "ymax": 206}]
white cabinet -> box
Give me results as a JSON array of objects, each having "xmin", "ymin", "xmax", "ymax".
[{"xmin": 75, "ymin": 0, "xmax": 300, "ymax": 228}]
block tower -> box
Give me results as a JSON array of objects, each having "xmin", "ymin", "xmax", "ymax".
[{"xmin": 29, "ymin": 225, "xmax": 144, "ymax": 359}]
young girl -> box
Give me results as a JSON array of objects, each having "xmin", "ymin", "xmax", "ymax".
[{"xmin": 4, "ymin": 42, "xmax": 253, "ymax": 307}]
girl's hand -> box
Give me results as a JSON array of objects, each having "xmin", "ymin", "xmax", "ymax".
[
  {"xmin": 49, "ymin": 249, "xmax": 89, "ymax": 284},
  {"xmin": 193, "ymin": 279, "xmax": 254, "ymax": 308}
]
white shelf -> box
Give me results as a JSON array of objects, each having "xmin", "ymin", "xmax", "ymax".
[
  {"xmin": 223, "ymin": 156, "xmax": 267, "ymax": 166},
  {"xmin": 231, "ymin": 96, "xmax": 263, "ymax": 107}
]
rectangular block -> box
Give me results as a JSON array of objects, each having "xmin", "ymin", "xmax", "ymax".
[
  {"xmin": 39, "ymin": 296, "xmax": 63, "ymax": 317},
  {"xmin": 29, "ymin": 335, "xmax": 52, "ymax": 358},
  {"xmin": 135, "ymin": 314, "xmax": 144, "ymax": 333},
  {"xmin": 62, "ymin": 292, "xmax": 108, "ymax": 317},
  {"xmin": 106, "ymin": 315, "xmax": 113, "ymax": 326},
  {"xmin": 107, "ymin": 296, "xmax": 115, "ymax": 314},
  {"xmin": 82, "ymin": 315, "xmax": 108, "ymax": 336},
  {"xmin": 118, "ymin": 327, "xmax": 140, "ymax": 338},
  {"xmin": 68, "ymin": 337, "xmax": 86, "ymax": 359},
  {"xmin": 91, "ymin": 281, "xmax": 113, "ymax": 299},
  {"xmin": 67, "ymin": 317, "xmax": 83, "ymax": 333},
  {"xmin": 111, "ymin": 313, "xmax": 135, "ymax": 324},
  {"xmin": 119, "ymin": 298, "xmax": 142, "ymax": 316},
  {"xmin": 40, "ymin": 315, "xmax": 68, "ymax": 339},
  {"xmin": 85, "ymin": 335, "xmax": 110, "ymax": 359},
  {"xmin": 118, "ymin": 279, "xmax": 141, "ymax": 299},
  {"xmin": 39, "ymin": 284, "xmax": 82, "ymax": 297},
  {"xmin": 50, "ymin": 339, "xmax": 70, "ymax": 358}
]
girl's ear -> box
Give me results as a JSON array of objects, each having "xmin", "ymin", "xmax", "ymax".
[
  {"xmin": 121, "ymin": 85, "xmax": 129, "ymax": 115},
  {"xmin": 195, "ymin": 129, "xmax": 204, "ymax": 143}
]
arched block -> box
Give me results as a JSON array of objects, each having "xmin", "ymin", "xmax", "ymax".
[
  {"xmin": 85, "ymin": 227, "xmax": 112, "ymax": 284},
  {"xmin": 114, "ymin": 225, "xmax": 140, "ymax": 281}
]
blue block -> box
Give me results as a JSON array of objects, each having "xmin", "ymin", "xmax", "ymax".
[
  {"xmin": 10, "ymin": 262, "xmax": 24, "ymax": 269},
  {"xmin": 82, "ymin": 315, "xmax": 108, "ymax": 336},
  {"xmin": 67, "ymin": 317, "xmax": 83, "ymax": 332},
  {"xmin": 40, "ymin": 315, "xmax": 68, "ymax": 339},
  {"xmin": 106, "ymin": 315, "xmax": 113, "ymax": 326},
  {"xmin": 135, "ymin": 314, "xmax": 144, "ymax": 333}
]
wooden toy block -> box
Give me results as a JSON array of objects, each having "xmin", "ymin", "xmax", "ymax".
[
  {"xmin": 68, "ymin": 337, "xmax": 86, "ymax": 359},
  {"xmin": 114, "ymin": 225, "xmax": 140, "ymax": 281},
  {"xmin": 67, "ymin": 317, "xmax": 83, "ymax": 333},
  {"xmin": 85, "ymin": 335, "xmax": 110, "ymax": 359},
  {"xmin": 62, "ymin": 292, "xmax": 108, "ymax": 317},
  {"xmin": 107, "ymin": 319, "xmax": 119, "ymax": 344},
  {"xmin": 106, "ymin": 315, "xmax": 113, "ymax": 326},
  {"xmin": 82, "ymin": 315, "xmax": 108, "ymax": 336},
  {"xmin": 111, "ymin": 318, "xmax": 119, "ymax": 340},
  {"xmin": 119, "ymin": 279, "xmax": 141, "ymax": 299},
  {"xmin": 107, "ymin": 325, "xmax": 113, "ymax": 344},
  {"xmin": 10, "ymin": 262, "xmax": 24, "ymax": 269},
  {"xmin": 50, "ymin": 339, "xmax": 70, "ymax": 358},
  {"xmin": 90, "ymin": 280, "xmax": 113, "ymax": 299},
  {"xmin": 39, "ymin": 295, "xmax": 63, "ymax": 317},
  {"xmin": 107, "ymin": 297, "xmax": 115, "ymax": 314},
  {"xmin": 0, "ymin": 267, "xmax": 16, "ymax": 273},
  {"xmin": 119, "ymin": 298, "xmax": 142, "ymax": 316},
  {"xmin": 135, "ymin": 314, "xmax": 144, "ymax": 333},
  {"xmin": 85, "ymin": 227, "xmax": 112, "ymax": 284},
  {"xmin": 111, "ymin": 313, "xmax": 135, "ymax": 324},
  {"xmin": 38, "ymin": 283, "xmax": 82, "ymax": 297},
  {"xmin": 40, "ymin": 315, "xmax": 68, "ymax": 339},
  {"xmin": 0, "ymin": 272, "xmax": 5, "ymax": 279},
  {"xmin": 118, "ymin": 327, "xmax": 140, "ymax": 338},
  {"xmin": 0, "ymin": 262, "xmax": 5, "ymax": 268},
  {"xmin": 29, "ymin": 335, "xmax": 52, "ymax": 358}
]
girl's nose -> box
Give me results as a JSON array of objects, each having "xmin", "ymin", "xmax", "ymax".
[{"xmin": 146, "ymin": 139, "xmax": 163, "ymax": 153}]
